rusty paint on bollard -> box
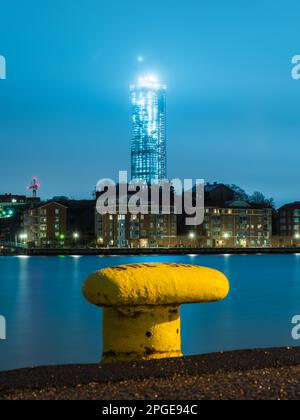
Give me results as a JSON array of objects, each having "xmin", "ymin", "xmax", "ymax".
[
  {"xmin": 102, "ymin": 305, "xmax": 182, "ymax": 363},
  {"xmin": 83, "ymin": 263, "xmax": 230, "ymax": 363}
]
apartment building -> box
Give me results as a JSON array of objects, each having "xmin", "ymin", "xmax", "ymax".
[
  {"xmin": 23, "ymin": 199, "xmax": 95, "ymax": 247},
  {"xmin": 96, "ymin": 211, "xmax": 177, "ymax": 248},
  {"xmin": 195, "ymin": 202, "xmax": 272, "ymax": 247},
  {"xmin": 0, "ymin": 194, "xmax": 40, "ymax": 244},
  {"xmin": 23, "ymin": 202, "xmax": 67, "ymax": 246},
  {"xmin": 276, "ymin": 202, "xmax": 300, "ymax": 246},
  {"xmin": 178, "ymin": 183, "xmax": 273, "ymax": 248}
]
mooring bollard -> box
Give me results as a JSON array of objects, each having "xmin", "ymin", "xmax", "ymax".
[{"xmin": 83, "ymin": 263, "xmax": 230, "ymax": 363}]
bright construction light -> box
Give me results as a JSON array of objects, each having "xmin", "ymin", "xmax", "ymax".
[
  {"xmin": 295, "ymin": 233, "xmax": 300, "ymax": 239},
  {"xmin": 189, "ymin": 232, "xmax": 196, "ymax": 239},
  {"xmin": 73, "ymin": 233, "xmax": 79, "ymax": 239},
  {"xmin": 223, "ymin": 233, "xmax": 230, "ymax": 239},
  {"xmin": 138, "ymin": 74, "xmax": 159, "ymax": 87},
  {"xmin": 148, "ymin": 75, "xmax": 157, "ymax": 83}
]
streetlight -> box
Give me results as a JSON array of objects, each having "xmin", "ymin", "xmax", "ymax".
[
  {"xmin": 188, "ymin": 232, "xmax": 196, "ymax": 248},
  {"xmin": 73, "ymin": 233, "xmax": 79, "ymax": 247},
  {"xmin": 291, "ymin": 233, "xmax": 300, "ymax": 248},
  {"xmin": 19, "ymin": 233, "xmax": 28, "ymax": 245}
]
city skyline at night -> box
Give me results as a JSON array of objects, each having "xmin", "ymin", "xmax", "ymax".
[
  {"xmin": 1, "ymin": 2, "xmax": 300, "ymax": 403},
  {"xmin": 1, "ymin": 0, "xmax": 300, "ymax": 205}
]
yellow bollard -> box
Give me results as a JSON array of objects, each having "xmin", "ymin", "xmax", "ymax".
[{"xmin": 83, "ymin": 263, "xmax": 229, "ymax": 363}]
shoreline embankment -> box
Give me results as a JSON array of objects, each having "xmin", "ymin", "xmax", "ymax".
[{"xmin": 1, "ymin": 247, "xmax": 300, "ymax": 257}]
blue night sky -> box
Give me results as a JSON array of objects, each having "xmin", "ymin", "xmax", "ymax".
[{"xmin": 0, "ymin": 0, "xmax": 299, "ymax": 205}]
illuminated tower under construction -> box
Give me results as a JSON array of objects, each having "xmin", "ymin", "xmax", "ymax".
[{"xmin": 130, "ymin": 76, "xmax": 167, "ymax": 183}]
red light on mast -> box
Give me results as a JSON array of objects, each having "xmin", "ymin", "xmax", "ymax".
[{"xmin": 27, "ymin": 177, "xmax": 40, "ymax": 198}]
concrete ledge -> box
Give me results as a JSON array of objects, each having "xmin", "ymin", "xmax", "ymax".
[
  {"xmin": 1, "ymin": 247, "xmax": 300, "ymax": 256},
  {"xmin": 0, "ymin": 347, "xmax": 300, "ymax": 400}
]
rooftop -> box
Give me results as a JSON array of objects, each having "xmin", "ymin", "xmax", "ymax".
[{"xmin": 130, "ymin": 75, "xmax": 166, "ymax": 90}]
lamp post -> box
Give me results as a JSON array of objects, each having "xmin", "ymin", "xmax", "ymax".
[
  {"xmin": 189, "ymin": 232, "xmax": 196, "ymax": 248},
  {"xmin": 223, "ymin": 232, "xmax": 230, "ymax": 247},
  {"xmin": 73, "ymin": 232, "xmax": 79, "ymax": 247},
  {"xmin": 19, "ymin": 233, "xmax": 28, "ymax": 247}
]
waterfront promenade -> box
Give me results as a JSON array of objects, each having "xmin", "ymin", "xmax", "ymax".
[{"xmin": 1, "ymin": 247, "xmax": 300, "ymax": 256}]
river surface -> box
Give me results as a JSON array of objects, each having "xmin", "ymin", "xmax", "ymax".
[{"xmin": 0, "ymin": 254, "xmax": 300, "ymax": 371}]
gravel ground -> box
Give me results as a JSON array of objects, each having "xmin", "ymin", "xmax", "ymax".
[{"xmin": 0, "ymin": 347, "xmax": 299, "ymax": 400}]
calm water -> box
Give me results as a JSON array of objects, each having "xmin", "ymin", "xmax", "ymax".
[{"xmin": 0, "ymin": 254, "xmax": 300, "ymax": 371}]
